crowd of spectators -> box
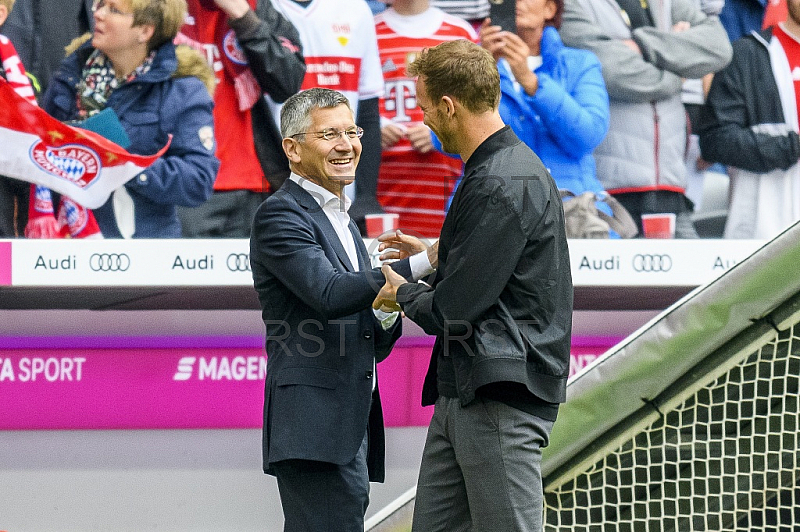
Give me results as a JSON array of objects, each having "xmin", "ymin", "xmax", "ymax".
[{"xmin": 0, "ymin": 0, "xmax": 797, "ymax": 240}]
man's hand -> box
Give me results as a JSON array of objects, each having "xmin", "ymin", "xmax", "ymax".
[
  {"xmin": 373, "ymin": 264, "xmax": 406, "ymax": 311},
  {"xmin": 214, "ymin": 0, "xmax": 250, "ymax": 19},
  {"xmin": 407, "ymin": 124, "xmax": 434, "ymax": 154},
  {"xmin": 622, "ymin": 39, "xmax": 641, "ymax": 54},
  {"xmin": 672, "ymin": 21, "xmax": 691, "ymax": 32},
  {"xmin": 381, "ymin": 123, "xmax": 406, "ymax": 150},
  {"xmin": 378, "ymin": 229, "xmax": 429, "ymax": 261},
  {"xmin": 426, "ymin": 240, "xmax": 439, "ymax": 270}
]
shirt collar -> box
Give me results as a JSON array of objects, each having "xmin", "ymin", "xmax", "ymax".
[{"xmin": 289, "ymin": 173, "xmax": 352, "ymax": 213}]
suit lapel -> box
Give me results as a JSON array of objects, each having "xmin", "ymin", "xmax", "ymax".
[
  {"xmin": 349, "ymin": 221, "xmax": 369, "ymax": 271},
  {"xmin": 285, "ymin": 179, "xmax": 355, "ymax": 272}
]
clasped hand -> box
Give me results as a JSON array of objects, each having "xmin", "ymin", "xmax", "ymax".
[{"xmin": 372, "ymin": 230, "xmax": 436, "ymax": 312}]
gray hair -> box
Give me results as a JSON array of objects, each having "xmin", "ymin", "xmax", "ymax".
[{"xmin": 280, "ymin": 88, "xmax": 354, "ymax": 139}]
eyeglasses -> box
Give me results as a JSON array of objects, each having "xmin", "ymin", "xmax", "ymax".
[
  {"xmin": 92, "ymin": 0, "xmax": 134, "ymax": 16},
  {"xmin": 291, "ymin": 127, "xmax": 364, "ymax": 142}
]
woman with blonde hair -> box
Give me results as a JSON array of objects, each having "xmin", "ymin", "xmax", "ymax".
[{"xmin": 42, "ymin": 0, "xmax": 219, "ymax": 237}]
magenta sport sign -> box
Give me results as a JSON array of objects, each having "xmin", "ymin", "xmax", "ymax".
[{"xmin": 0, "ymin": 336, "xmax": 619, "ymax": 431}]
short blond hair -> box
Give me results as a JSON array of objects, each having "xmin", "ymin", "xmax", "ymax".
[
  {"xmin": 407, "ymin": 39, "xmax": 500, "ymax": 115},
  {"xmin": 0, "ymin": 0, "xmax": 16, "ymax": 13},
  {"xmin": 129, "ymin": 0, "xmax": 187, "ymax": 51}
]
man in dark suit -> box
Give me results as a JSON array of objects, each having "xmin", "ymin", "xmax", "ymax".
[{"xmin": 249, "ymin": 87, "xmax": 420, "ymax": 532}]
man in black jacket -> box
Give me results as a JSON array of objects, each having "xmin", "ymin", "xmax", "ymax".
[
  {"xmin": 1, "ymin": 0, "xmax": 93, "ymax": 97},
  {"xmin": 373, "ymin": 39, "xmax": 573, "ymax": 532}
]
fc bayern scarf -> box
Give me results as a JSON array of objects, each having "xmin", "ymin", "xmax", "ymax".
[
  {"xmin": 179, "ymin": 0, "xmax": 261, "ymax": 111},
  {"xmin": 0, "ymin": 35, "xmax": 101, "ymax": 238}
]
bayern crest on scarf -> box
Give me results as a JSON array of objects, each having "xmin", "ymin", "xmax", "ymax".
[{"xmin": 0, "ymin": 79, "xmax": 171, "ymax": 209}]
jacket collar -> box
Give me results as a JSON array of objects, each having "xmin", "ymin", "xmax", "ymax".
[
  {"xmin": 464, "ymin": 125, "xmax": 518, "ymax": 176},
  {"xmin": 74, "ymin": 39, "xmax": 178, "ymax": 85}
]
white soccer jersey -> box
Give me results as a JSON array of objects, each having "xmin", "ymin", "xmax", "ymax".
[{"xmin": 270, "ymin": 0, "xmax": 384, "ymax": 114}]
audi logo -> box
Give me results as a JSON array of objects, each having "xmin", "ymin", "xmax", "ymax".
[
  {"xmin": 89, "ymin": 253, "xmax": 130, "ymax": 272},
  {"xmin": 632, "ymin": 254, "xmax": 672, "ymax": 273},
  {"xmin": 227, "ymin": 253, "xmax": 251, "ymax": 272}
]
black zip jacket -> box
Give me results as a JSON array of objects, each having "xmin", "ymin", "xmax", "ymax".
[
  {"xmin": 698, "ymin": 27, "xmax": 800, "ymax": 173},
  {"xmin": 232, "ymin": 0, "xmax": 306, "ymax": 191},
  {"xmin": 397, "ymin": 126, "xmax": 574, "ymax": 411}
]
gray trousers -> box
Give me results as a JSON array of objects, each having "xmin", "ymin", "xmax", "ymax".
[{"xmin": 412, "ymin": 396, "xmax": 555, "ymax": 532}]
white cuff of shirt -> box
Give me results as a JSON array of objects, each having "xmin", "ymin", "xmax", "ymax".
[{"xmin": 409, "ymin": 250, "xmax": 435, "ymax": 281}]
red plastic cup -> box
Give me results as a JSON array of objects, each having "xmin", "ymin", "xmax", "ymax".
[
  {"xmin": 641, "ymin": 213, "xmax": 676, "ymax": 239},
  {"xmin": 365, "ymin": 213, "xmax": 400, "ymax": 238}
]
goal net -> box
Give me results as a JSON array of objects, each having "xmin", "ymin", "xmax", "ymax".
[
  {"xmin": 542, "ymin": 223, "xmax": 800, "ymax": 531},
  {"xmin": 544, "ymin": 318, "xmax": 800, "ymax": 531}
]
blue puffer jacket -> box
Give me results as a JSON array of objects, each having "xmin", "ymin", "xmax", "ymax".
[
  {"xmin": 498, "ymin": 26, "xmax": 609, "ymax": 197},
  {"xmin": 43, "ymin": 38, "xmax": 219, "ymax": 238}
]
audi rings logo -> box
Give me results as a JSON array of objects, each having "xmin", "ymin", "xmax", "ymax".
[
  {"xmin": 89, "ymin": 253, "xmax": 131, "ymax": 272},
  {"xmin": 227, "ymin": 253, "xmax": 251, "ymax": 272},
  {"xmin": 632, "ymin": 254, "xmax": 672, "ymax": 273}
]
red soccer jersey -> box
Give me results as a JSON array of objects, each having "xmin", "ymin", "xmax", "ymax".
[{"xmin": 375, "ymin": 7, "xmax": 476, "ymax": 238}]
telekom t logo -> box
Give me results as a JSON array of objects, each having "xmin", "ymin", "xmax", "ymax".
[
  {"xmin": 173, "ymin": 357, "xmax": 196, "ymax": 381},
  {"xmin": 384, "ymin": 80, "xmax": 416, "ymax": 122}
]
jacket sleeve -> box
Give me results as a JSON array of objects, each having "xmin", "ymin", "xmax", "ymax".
[
  {"xmin": 124, "ymin": 77, "xmax": 218, "ymax": 206},
  {"xmin": 350, "ymin": 97, "xmax": 384, "ymax": 220},
  {"xmin": 560, "ymin": 0, "xmax": 681, "ymax": 102},
  {"xmin": 227, "ymin": 0, "xmax": 305, "ymax": 103},
  {"xmin": 632, "ymin": 1, "xmax": 732, "ymax": 79},
  {"xmin": 397, "ymin": 181, "xmax": 530, "ymax": 338},
  {"xmin": 698, "ymin": 42, "xmax": 800, "ymax": 172},
  {"xmin": 528, "ymin": 36, "xmax": 609, "ymax": 156},
  {"xmin": 251, "ymin": 197, "xmax": 412, "ymax": 320},
  {"xmin": 41, "ymin": 55, "xmax": 81, "ymax": 121}
]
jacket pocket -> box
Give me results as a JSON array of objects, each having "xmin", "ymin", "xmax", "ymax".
[
  {"xmin": 122, "ymin": 111, "xmax": 161, "ymax": 151},
  {"xmin": 276, "ymin": 366, "xmax": 338, "ymax": 389}
]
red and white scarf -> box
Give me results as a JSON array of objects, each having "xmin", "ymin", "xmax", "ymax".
[{"xmin": 0, "ymin": 35, "xmax": 101, "ymax": 239}]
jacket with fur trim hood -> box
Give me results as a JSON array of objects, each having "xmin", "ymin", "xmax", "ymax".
[{"xmin": 42, "ymin": 35, "xmax": 219, "ymax": 238}]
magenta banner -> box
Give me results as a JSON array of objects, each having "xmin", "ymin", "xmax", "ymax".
[{"xmin": 0, "ymin": 336, "xmax": 619, "ymax": 430}]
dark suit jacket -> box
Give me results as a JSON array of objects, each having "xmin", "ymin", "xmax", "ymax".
[{"xmin": 250, "ymin": 178, "xmax": 408, "ymax": 482}]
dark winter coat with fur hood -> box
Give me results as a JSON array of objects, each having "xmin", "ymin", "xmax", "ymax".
[{"xmin": 42, "ymin": 35, "xmax": 219, "ymax": 238}]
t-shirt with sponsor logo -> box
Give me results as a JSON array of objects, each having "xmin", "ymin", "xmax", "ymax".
[
  {"xmin": 374, "ymin": 7, "xmax": 476, "ymax": 237},
  {"xmin": 269, "ymin": 0, "xmax": 384, "ymax": 116}
]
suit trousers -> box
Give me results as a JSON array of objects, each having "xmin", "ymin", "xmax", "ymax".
[
  {"xmin": 412, "ymin": 396, "xmax": 555, "ymax": 532},
  {"xmin": 273, "ymin": 431, "xmax": 370, "ymax": 532}
]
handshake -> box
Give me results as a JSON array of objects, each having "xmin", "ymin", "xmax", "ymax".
[{"xmin": 372, "ymin": 230, "xmax": 439, "ymax": 313}]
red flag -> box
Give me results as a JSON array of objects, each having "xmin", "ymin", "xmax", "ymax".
[{"xmin": 0, "ymin": 79, "xmax": 171, "ymax": 209}]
